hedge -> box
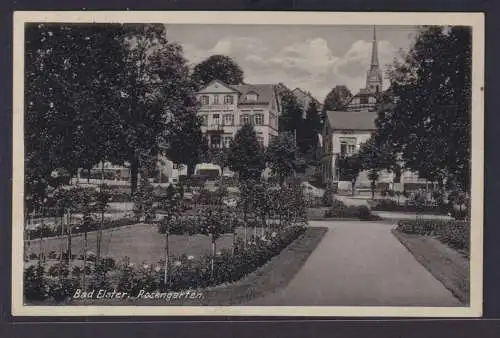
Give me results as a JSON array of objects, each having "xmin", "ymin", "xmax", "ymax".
[
  {"xmin": 26, "ymin": 217, "xmax": 138, "ymax": 240},
  {"xmin": 396, "ymin": 219, "xmax": 470, "ymax": 254},
  {"xmin": 324, "ymin": 199, "xmax": 381, "ymax": 220}
]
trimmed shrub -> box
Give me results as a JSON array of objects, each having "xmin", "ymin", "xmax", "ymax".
[
  {"xmin": 47, "ymin": 276, "xmax": 80, "ymax": 302},
  {"xmin": 369, "ymin": 198, "xmax": 447, "ymax": 215},
  {"xmin": 24, "ymin": 265, "xmax": 47, "ymax": 301},
  {"xmin": 26, "ymin": 217, "xmax": 137, "ymax": 240},
  {"xmin": 396, "ymin": 219, "xmax": 470, "ymax": 254},
  {"xmin": 324, "ymin": 199, "xmax": 380, "ymax": 220}
]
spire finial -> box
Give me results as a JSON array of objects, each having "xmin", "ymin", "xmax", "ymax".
[{"xmin": 370, "ymin": 25, "xmax": 379, "ymax": 68}]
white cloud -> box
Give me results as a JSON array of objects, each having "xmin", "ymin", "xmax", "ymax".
[
  {"xmin": 334, "ymin": 39, "xmax": 400, "ymax": 93},
  {"xmin": 180, "ymin": 36, "xmax": 402, "ymax": 101}
]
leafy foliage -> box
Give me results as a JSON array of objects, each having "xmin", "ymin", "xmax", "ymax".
[
  {"xmin": 336, "ymin": 154, "xmax": 363, "ymax": 195},
  {"xmin": 380, "ymin": 26, "xmax": 472, "ymax": 192},
  {"xmin": 191, "ymin": 54, "xmax": 244, "ymax": 87},
  {"xmin": 265, "ymin": 132, "xmax": 298, "ymax": 185},
  {"xmin": 227, "ymin": 124, "xmax": 265, "ymax": 181},
  {"xmin": 397, "ymin": 219, "xmax": 469, "ymax": 255},
  {"xmin": 322, "ymin": 85, "xmax": 352, "ymax": 118},
  {"xmin": 302, "ymin": 100, "xmax": 322, "ymax": 157}
]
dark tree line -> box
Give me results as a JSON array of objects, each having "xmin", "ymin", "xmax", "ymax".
[
  {"xmin": 25, "ymin": 23, "xmax": 204, "ymax": 205},
  {"xmin": 376, "ymin": 26, "xmax": 472, "ymax": 193}
]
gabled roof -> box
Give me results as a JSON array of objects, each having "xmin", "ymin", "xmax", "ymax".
[
  {"xmin": 292, "ymin": 87, "xmax": 321, "ymax": 106},
  {"xmin": 197, "ymin": 80, "xmax": 278, "ymax": 105},
  {"xmin": 197, "ymin": 79, "xmax": 240, "ymax": 93},
  {"xmin": 232, "ymin": 84, "xmax": 276, "ymax": 105},
  {"xmin": 325, "ymin": 110, "xmax": 377, "ymax": 131}
]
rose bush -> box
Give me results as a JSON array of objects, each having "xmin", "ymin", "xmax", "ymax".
[{"xmin": 396, "ymin": 219, "xmax": 470, "ymax": 254}]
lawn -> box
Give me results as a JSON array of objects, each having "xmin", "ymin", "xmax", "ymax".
[
  {"xmin": 26, "ymin": 223, "xmax": 238, "ymax": 265},
  {"xmin": 392, "ymin": 229, "xmax": 469, "ymax": 305},
  {"xmin": 68, "ymin": 227, "xmax": 328, "ymax": 306}
]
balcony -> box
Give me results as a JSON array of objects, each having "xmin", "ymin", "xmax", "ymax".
[{"xmin": 205, "ymin": 124, "xmax": 225, "ymax": 134}]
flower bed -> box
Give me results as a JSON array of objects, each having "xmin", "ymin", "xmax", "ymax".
[
  {"xmin": 324, "ymin": 199, "xmax": 381, "ymax": 221},
  {"xmin": 369, "ymin": 198, "xmax": 445, "ymax": 214},
  {"xmin": 26, "ymin": 217, "xmax": 138, "ymax": 239},
  {"xmin": 396, "ymin": 219, "xmax": 470, "ymax": 255},
  {"xmin": 369, "ymin": 198, "xmax": 469, "ymax": 220},
  {"xmin": 24, "ymin": 225, "xmax": 306, "ymax": 302}
]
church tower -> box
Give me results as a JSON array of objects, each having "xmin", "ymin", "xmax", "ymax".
[{"xmin": 366, "ymin": 26, "xmax": 383, "ymax": 93}]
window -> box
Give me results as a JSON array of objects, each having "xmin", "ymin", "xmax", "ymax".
[
  {"xmin": 360, "ymin": 95, "xmax": 369, "ymax": 104},
  {"xmin": 212, "ymin": 114, "xmax": 220, "ymax": 126},
  {"xmin": 223, "ymin": 114, "xmax": 233, "ymax": 126},
  {"xmin": 213, "ymin": 95, "xmax": 220, "ymax": 105},
  {"xmin": 257, "ymin": 136, "xmax": 264, "ymax": 147},
  {"xmin": 241, "ymin": 114, "xmax": 250, "ymax": 125},
  {"xmin": 340, "ymin": 143, "xmax": 347, "ymax": 156},
  {"xmin": 245, "ymin": 93, "xmax": 258, "ymax": 101},
  {"xmin": 200, "ymin": 95, "xmax": 209, "ymax": 105},
  {"xmin": 224, "ymin": 95, "xmax": 233, "ymax": 104},
  {"xmin": 211, "ymin": 135, "xmax": 221, "ymax": 149},
  {"xmin": 340, "ymin": 137, "xmax": 357, "ymax": 156},
  {"xmin": 223, "ymin": 136, "xmax": 232, "ymax": 148},
  {"xmin": 254, "ymin": 114, "xmax": 263, "ymax": 125},
  {"xmin": 200, "ymin": 115, "xmax": 208, "ymax": 126}
]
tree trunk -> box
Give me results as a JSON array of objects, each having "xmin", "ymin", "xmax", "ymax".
[
  {"xmin": 96, "ymin": 162, "xmax": 105, "ymax": 265},
  {"xmin": 39, "ymin": 229, "xmax": 43, "ymax": 263},
  {"xmin": 243, "ymin": 205, "xmax": 248, "ymax": 249},
  {"xmin": 130, "ymin": 155, "xmax": 139, "ymax": 195},
  {"xmin": 210, "ymin": 237, "xmax": 216, "ymax": 279},
  {"xmin": 351, "ymin": 179, "xmax": 356, "ymax": 196},
  {"xmin": 67, "ymin": 210, "xmax": 72, "ymax": 265},
  {"xmin": 163, "ymin": 230, "xmax": 169, "ymax": 287},
  {"xmin": 83, "ymin": 231, "xmax": 87, "ymax": 290},
  {"xmin": 232, "ymin": 229, "xmax": 236, "ymax": 255},
  {"xmin": 60, "ymin": 214, "xmax": 64, "ymax": 262}
]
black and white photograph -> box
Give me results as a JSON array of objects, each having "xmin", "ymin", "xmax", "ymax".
[{"xmin": 12, "ymin": 11, "xmax": 484, "ymax": 317}]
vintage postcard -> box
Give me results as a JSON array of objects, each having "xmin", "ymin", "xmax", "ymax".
[{"xmin": 12, "ymin": 11, "xmax": 484, "ymax": 317}]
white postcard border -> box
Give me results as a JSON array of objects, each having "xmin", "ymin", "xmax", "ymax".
[{"xmin": 12, "ymin": 11, "xmax": 484, "ymax": 317}]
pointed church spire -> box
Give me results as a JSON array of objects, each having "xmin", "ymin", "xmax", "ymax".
[
  {"xmin": 370, "ymin": 25, "xmax": 379, "ymax": 69},
  {"xmin": 366, "ymin": 25, "xmax": 383, "ymax": 92}
]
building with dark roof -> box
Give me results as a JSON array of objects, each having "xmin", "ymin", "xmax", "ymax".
[
  {"xmin": 320, "ymin": 27, "xmax": 427, "ymax": 191},
  {"xmin": 291, "ymin": 87, "xmax": 323, "ymax": 118},
  {"xmin": 196, "ymin": 79, "xmax": 281, "ymax": 149}
]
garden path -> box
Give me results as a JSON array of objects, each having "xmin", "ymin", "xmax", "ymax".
[{"xmin": 246, "ymin": 220, "xmax": 462, "ymax": 306}]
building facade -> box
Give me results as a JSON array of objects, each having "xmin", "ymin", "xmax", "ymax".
[
  {"xmin": 321, "ymin": 110, "xmax": 393, "ymax": 189},
  {"xmin": 196, "ymin": 80, "xmax": 281, "ymax": 149},
  {"xmin": 291, "ymin": 87, "xmax": 323, "ymax": 118},
  {"xmin": 321, "ymin": 26, "xmax": 428, "ymax": 192}
]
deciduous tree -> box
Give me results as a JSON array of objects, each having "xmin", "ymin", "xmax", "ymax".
[
  {"xmin": 265, "ymin": 132, "xmax": 298, "ymax": 185},
  {"xmin": 191, "ymin": 54, "xmax": 244, "ymax": 87},
  {"xmin": 322, "ymin": 85, "xmax": 352, "ymax": 119},
  {"xmin": 227, "ymin": 124, "xmax": 265, "ymax": 181},
  {"xmin": 380, "ymin": 26, "xmax": 472, "ymax": 192}
]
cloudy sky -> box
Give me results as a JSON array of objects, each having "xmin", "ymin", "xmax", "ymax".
[{"xmin": 166, "ymin": 24, "xmax": 419, "ymax": 101}]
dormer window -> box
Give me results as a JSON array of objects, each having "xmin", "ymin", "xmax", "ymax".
[{"xmin": 245, "ymin": 92, "xmax": 258, "ymax": 101}]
